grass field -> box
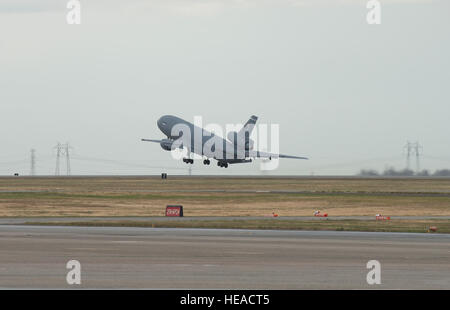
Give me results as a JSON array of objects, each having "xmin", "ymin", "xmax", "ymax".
[
  {"xmin": 25, "ymin": 219, "xmax": 450, "ymax": 234},
  {"xmin": 0, "ymin": 176, "xmax": 449, "ymax": 218}
]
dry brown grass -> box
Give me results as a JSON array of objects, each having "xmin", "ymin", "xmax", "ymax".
[
  {"xmin": 0, "ymin": 176, "xmax": 449, "ymax": 217},
  {"xmin": 2, "ymin": 176, "xmax": 450, "ymax": 193}
]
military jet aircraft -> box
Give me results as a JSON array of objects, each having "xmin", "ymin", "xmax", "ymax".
[{"xmin": 142, "ymin": 115, "xmax": 307, "ymax": 168}]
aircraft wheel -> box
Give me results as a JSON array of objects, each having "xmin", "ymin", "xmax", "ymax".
[{"xmin": 224, "ymin": 163, "xmax": 228, "ymax": 168}]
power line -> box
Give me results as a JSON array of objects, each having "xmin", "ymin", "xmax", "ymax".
[
  {"xmin": 306, "ymin": 156, "xmax": 403, "ymax": 171},
  {"xmin": 415, "ymin": 142, "xmax": 423, "ymax": 172},
  {"xmin": 55, "ymin": 143, "xmax": 61, "ymax": 175},
  {"xmin": 30, "ymin": 149, "xmax": 36, "ymax": 176},
  {"xmin": 70, "ymin": 155, "xmax": 188, "ymax": 171},
  {"xmin": 404, "ymin": 141, "xmax": 423, "ymax": 172},
  {"xmin": 0, "ymin": 159, "xmax": 28, "ymax": 166},
  {"xmin": 66, "ymin": 144, "xmax": 71, "ymax": 176},
  {"xmin": 423, "ymin": 155, "xmax": 450, "ymax": 163},
  {"xmin": 55, "ymin": 142, "xmax": 72, "ymax": 176}
]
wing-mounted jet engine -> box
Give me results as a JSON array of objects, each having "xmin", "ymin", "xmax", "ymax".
[{"xmin": 160, "ymin": 139, "xmax": 173, "ymax": 151}]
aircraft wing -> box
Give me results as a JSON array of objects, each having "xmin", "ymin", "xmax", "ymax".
[
  {"xmin": 141, "ymin": 139, "xmax": 164, "ymax": 143},
  {"xmin": 248, "ymin": 150, "xmax": 308, "ymax": 160}
]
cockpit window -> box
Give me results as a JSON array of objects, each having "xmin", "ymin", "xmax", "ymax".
[{"xmin": 161, "ymin": 122, "xmax": 167, "ymax": 126}]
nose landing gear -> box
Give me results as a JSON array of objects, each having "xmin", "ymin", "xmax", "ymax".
[{"xmin": 203, "ymin": 159, "xmax": 211, "ymax": 165}]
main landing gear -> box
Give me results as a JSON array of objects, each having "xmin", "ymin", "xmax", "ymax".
[
  {"xmin": 183, "ymin": 158, "xmax": 194, "ymax": 164},
  {"xmin": 217, "ymin": 161, "xmax": 228, "ymax": 168},
  {"xmin": 183, "ymin": 157, "xmax": 227, "ymax": 168}
]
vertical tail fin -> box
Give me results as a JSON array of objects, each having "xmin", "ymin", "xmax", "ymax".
[{"xmin": 238, "ymin": 115, "xmax": 258, "ymax": 137}]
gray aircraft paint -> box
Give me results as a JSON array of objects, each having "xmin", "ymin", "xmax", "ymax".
[{"xmin": 143, "ymin": 115, "xmax": 308, "ymax": 165}]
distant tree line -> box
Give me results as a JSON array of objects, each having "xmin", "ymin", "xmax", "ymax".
[{"xmin": 358, "ymin": 168, "xmax": 450, "ymax": 177}]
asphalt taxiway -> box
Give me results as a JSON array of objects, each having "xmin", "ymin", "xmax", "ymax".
[{"xmin": 0, "ymin": 225, "xmax": 448, "ymax": 289}]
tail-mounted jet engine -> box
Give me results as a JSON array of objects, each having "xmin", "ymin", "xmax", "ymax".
[
  {"xmin": 244, "ymin": 139, "xmax": 254, "ymax": 151},
  {"xmin": 227, "ymin": 131, "xmax": 254, "ymax": 151}
]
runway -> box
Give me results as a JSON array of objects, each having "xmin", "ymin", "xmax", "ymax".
[{"xmin": 0, "ymin": 225, "xmax": 449, "ymax": 289}]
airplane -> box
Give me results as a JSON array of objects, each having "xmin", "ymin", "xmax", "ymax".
[{"xmin": 142, "ymin": 115, "xmax": 308, "ymax": 168}]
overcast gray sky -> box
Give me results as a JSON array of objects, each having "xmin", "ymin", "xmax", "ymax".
[{"xmin": 0, "ymin": 0, "xmax": 449, "ymax": 175}]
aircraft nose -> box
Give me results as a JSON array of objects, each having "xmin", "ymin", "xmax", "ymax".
[{"xmin": 157, "ymin": 116, "xmax": 169, "ymax": 133}]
